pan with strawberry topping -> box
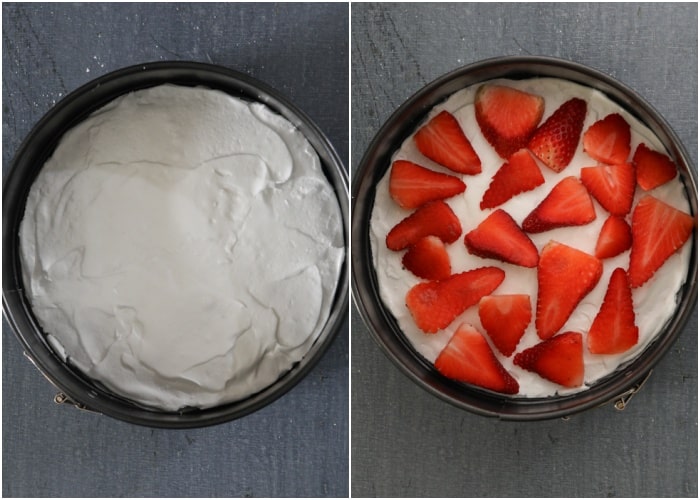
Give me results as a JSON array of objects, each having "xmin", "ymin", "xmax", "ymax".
[{"xmin": 370, "ymin": 77, "xmax": 694, "ymax": 398}]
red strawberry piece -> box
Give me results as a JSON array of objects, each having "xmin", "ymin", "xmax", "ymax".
[
  {"xmin": 628, "ymin": 195, "xmax": 695, "ymax": 287},
  {"xmin": 580, "ymin": 162, "xmax": 636, "ymax": 216},
  {"xmin": 414, "ymin": 110, "xmax": 482, "ymax": 175},
  {"xmin": 474, "ymin": 84, "xmax": 545, "ymax": 159},
  {"xmin": 389, "ymin": 160, "xmax": 467, "ymax": 209},
  {"xmin": 521, "ymin": 176, "xmax": 596, "ymax": 233},
  {"xmin": 536, "ymin": 241, "xmax": 603, "ymax": 339},
  {"xmin": 464, "ymin": 209, "xmax": 539, "ymax": 268},
  {"xmin": 528, "ymin": 98, "xmax": 587, "ymax": 172},
  {"xmin": 478, "ymin": 294, "xmax": 532, "ymax": 357},
  {"xmin": 480, "ymin": 149, "xmax": 545, "ymax": 210},
  {"xmin": 594, "ymin": 215, "xmax": 632, "ymax": 259},
  {"xmin": 402, "ymin": 236, "xmax": 451, "ymax": 281},
  {"xmin": 514, "ymin": 331, "xmax": 584, "ymax": 388},
  {"xmin": 582, "ymin": 113, "xmax": 631, "ymax": 165},
  {"xmin": 434, "ymin": 323, "xmax": 519, "ymax": 394},
  {"xmin": 386, "ymin": 200, "xmax": 462, "ymax": 251},
  {"xmin": 406, "ymin": 267, "xmax": 505, "ymax": 333},
  {"xmin": 587, "ymin": 268, "xmax": 639, "ymax": 354},
  {"xmin": 633, "ymin": 143, "xmax": 678, "ymax": 191}
]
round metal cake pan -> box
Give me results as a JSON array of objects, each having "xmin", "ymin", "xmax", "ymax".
[
  {"xmin": 351, "ymin": 55, "xmax": 697, "ymax": 421},
  {"xmin": 3, "ymin": 61, "xmax": 349, "ymax": 428}
]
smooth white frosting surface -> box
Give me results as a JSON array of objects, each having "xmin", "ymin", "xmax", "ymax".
[
  {"xmin": 20, "ymin": 84, "xmax": 344, "ymax": 411},
  {"xmin": 370, "ymin": 77, "xmax": 692, "ymax": 397}
]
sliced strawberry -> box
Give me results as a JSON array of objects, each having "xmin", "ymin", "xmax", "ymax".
[
  {"xmin": 521, "ymin": 176, "xmax": 596, "ymax": 233},
  {"xmin": 582, "ymin": 113, "xmax": 631, "ymax": 165},
  {"xmin": 480, "ymin": 149, "xmax": 545, "ymax": 210},
  {"xmin": 406, "ymin": 267, "xmax": 505, "ymax": 333},
  {"xmin": 594, "ymin": 215, "xmax": 632, "ymax": 259},
  {"xmin": 386, "ymin": 200, "xmax": 462, "ymax": 251},
  {"xmin": 414, "ymin": 110, "xmax": 481, "ymax": 174},
  {"xmin": 536, "ymin": 241, "xmax": 603, "ymax": 339},
  {"xmin": 628, "ymin": 195, "xmax": 694, "ymax": 287},
  {"xmin": 580, "ymin": 162, "xmax": 636, "ymax": 216},
  {"xmin": 632, "ymin": 143, "xmax": 678, "ymax": 191},
  {"xmin": 474, "ymin": 84, "xmax": 545, "ymax": 159},
  {"xmin": 478, "ymin": 294, "xmax": 532, "ymax": 357},
  {"xmin": 402, "ymin": 236, "xmax": 451, "ymax": 281},
  {"xmin": 587, "ymin": 268, "xmax": 639, "ymax": 354},
  {"xmin": 389, "ymin": 160, "xmax": 467, "ymax": 209},
  {"xmin": 513, "ymin": 331, "xmax": 584, "ymax": 388},
  {"xmin": 434, "ymin": 323, "xmax": 519, "ymax": 394},
  {"xmin": 464, "ymin": 209, "xmax": 539, "ymax": 268},
  {"xmin": 528, "ymin": 98, "xmax": 587, "ymax": 172}
]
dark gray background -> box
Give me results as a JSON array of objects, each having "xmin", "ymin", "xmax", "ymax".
[
  {"xmin": 351, "ymin": 3, "xmax": 697, "ymax": 498},
  {"xmin": 3, "ymin": 3, "xmax": 348, "ymax": 497}
]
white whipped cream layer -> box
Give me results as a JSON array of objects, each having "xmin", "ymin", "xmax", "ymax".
[
  {"xmin": 370, "ymin": 77, "xmax": 692, "ymax": 398},
  {"xmin": 20, "ymin": 84, "xmax": 345, "ymax": 411}
]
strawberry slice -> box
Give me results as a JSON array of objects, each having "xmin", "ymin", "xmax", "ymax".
[
  {"xmin": 521, "ymin": 176, "xmax": 596, "ymax": 233},
  {"xmin": 628, "ymin": 195, "xmax": 694, "ymax": 287},
  {"xmin": 536, "ymin": 241, "xmax": 603, "ymax": 339},
  {"xmin": 587, "ymin": 268, "xmax": 639, "ymax": 354},
  {"xmin": 414, "ymin": 110, "xmax": 481, "ymax": 174},
  {"xmin": 386, "ymin": 200, "xmax": 462, "ymax": 251},
  {"xmin": 580, "ymin": 162, "xmax": 636, "ymax": 216},
  {"xmin": 528, "ymin": 98, "xmax": 587, "ymax": 172},
  {"xmin": 594, "ymin": 215, "xmax": 632, "ymax": 259},
  {"xmin": 474, "ymin": 84, "xmax": 545, "ymax": 159},
  {"xmin": 478, "ymin": 294, "xmax": 532, "ymax": 357},
  {"xmin": 480, "ymin": 149, "xmax": 545, "ymax": 210},
  {"xmin": 464, "ymin": 209, "xmax": 539, "ymax": 268},
  {"xmin": 434, "ymin": 323, "xmax": 519, "ymax": 394},
  {"xmin": 406, "ymin": 267, "xmax": 505, "ymax": 333},
  {"xmin": 582, "ymin": 113, "xmax": 631, "ymax": 165},
  {"xmin": 389, "ymin": 160, "xmax": 467, "ymax": 209},
  {"xmin": 402, "ymin": 236, "xmax": 451, "ymax": 281},
  {"xmin": 632, "ymin": 143, "xmax": 678, "ymax": 191},
  {"xmin": 513, "ymin": 332, "xmax": 584, "ymax": 388}
]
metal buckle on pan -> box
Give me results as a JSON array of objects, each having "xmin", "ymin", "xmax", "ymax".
[
  {"xmin": 53, "ymin": 392, "xmax": 99, "ymax": 414},
  {"xmin": 560, "ymin": 369, "xmax": 654, "ymax": 420},
  {"xmin": 612, "ymin": 369, "xmax": 653, "ymax": 411},
  {"xmin": 22, "ymin": 351, "xmax": 100, "ymax": 414}
]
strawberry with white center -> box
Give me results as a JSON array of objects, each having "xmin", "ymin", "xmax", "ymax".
[
  {"xmin": 389, "ymin": 160, "xmax": 466, "ymax": 209},
  {"xmin": 402, "ymin": 236, "xmax": 451, "ymax": 281},
  {"xmin": 594, "ymin": 215, "xmax": 633, "ymax": 260},
  {"xmin": 435, "ymin": 323, "xmax": 519, "ymax": 394},
  {"xmin": 406, "ymin": 267, "xmax": 505, "ymax": 333},
  {"xmin": 582, "ymin": 113, "xmax": 631, "ymax": 165},
  {"xmin": 587, "ymin": 268, "xmax": 639, "ymax": 355},
  {"xmin": 474, "ymin": 84, "xmax": 545, "ymax": 159},
  {"xmin": 535, "ymin": 241, "xmax": 603, "ymax": 340},
  {"xmin": 522, "ymin": 176, "xmax": 597, "ymax": 233},
  {"xmin": 633, "ymin": 143, "xmax": 678, "ymax": 191},
  {"xmin": 580, "ymin": 162, "xmax": 636, "ymax": 216},
  {"xmin": 480, "ymin": 149, "xmax": 544, "ymax": 210},
  {"xmin": 414, "ymin": 110, "xmax": 481, "ymax": 175},
  {"xmin": 464, "ymin": 209, "xmax": 539, "ymax": 268},
  {"xmin": 385, "ymin": 200, "xmax": 462, "ymax": 251},
  {"xmin": 627, "ymin": 195, "xmax": 694, "ymax": 288},
  {"xmin": 478, "ymin": 294, "xmax": 532, "ymax": 357}
]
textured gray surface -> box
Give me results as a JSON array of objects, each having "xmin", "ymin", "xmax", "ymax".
[
  {"xmin": 351, "ymin": 3, "xmax": 697, "ymax": 498},
  {"xmin": 3, "ymin": 3, "xmax": 348, "ymax": 497}
]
